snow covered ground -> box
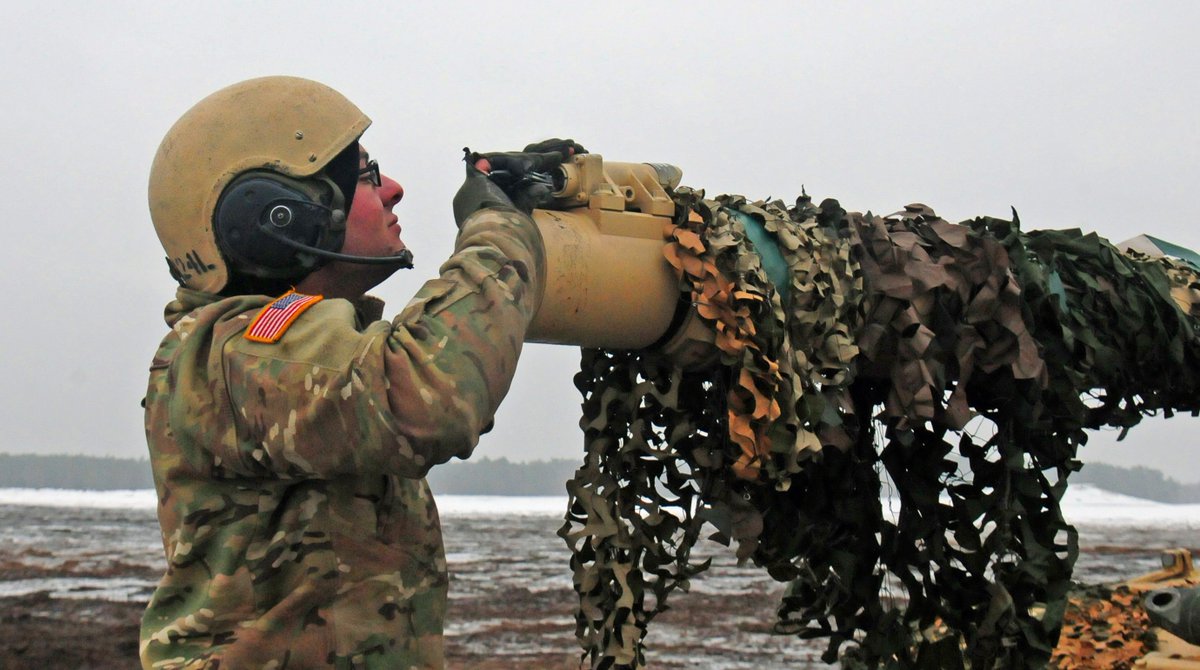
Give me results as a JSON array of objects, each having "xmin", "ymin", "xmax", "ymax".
[{"xmin": 0, "ymin": 483, "xmax": 1194, "ymax": 527}]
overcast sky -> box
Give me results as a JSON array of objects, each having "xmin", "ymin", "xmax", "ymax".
[{"xmin": 2, "ymin": 2, "xmax": 1198, "ymax": 482}]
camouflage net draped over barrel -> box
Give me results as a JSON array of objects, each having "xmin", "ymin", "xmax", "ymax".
[{"xmin": 558, "ymin": 187, "xmax": 1200, "ymax": 668}]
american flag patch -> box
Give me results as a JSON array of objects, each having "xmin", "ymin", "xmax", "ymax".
[{"xmin": 244, "ymin": 291, "xmax": 324, "ymax": 343}]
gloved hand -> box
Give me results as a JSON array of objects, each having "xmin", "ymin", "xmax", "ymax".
[
  {"xmin": 453, "ymin": 139, "xmax": 589, "ymax": 224},
  {"xmin": 522, "ymin": 138, "xmax": 588, "ymax": 157},
  {"xmin": 472, "ymin": 149, "xmax": 564, "ymax": 215},
  {"xmin": 482, "ymin": 139, "xmax": 588, "ymax": 207},
  {"xmin": 480, "ymin": 150, "xmax": 565, "ymax": 187},
  {"xmin": 452, "ymin": 151, "xmax": 515, "ymax": 227}
]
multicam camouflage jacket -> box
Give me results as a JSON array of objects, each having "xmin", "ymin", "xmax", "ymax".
[{"xmin": 140, "ymin": 207, "xmax": 545, "ymax": 669}]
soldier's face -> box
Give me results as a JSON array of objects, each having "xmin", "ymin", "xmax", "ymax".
[{"xmin": 341, "ymin": 146, "xmax": 406, "ymax": 258}]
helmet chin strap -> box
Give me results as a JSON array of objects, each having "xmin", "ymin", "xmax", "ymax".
[{"xmin": 259, "ymin": 199, "xmax": 415, "ymax": 269}]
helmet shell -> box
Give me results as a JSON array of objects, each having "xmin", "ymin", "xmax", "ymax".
[{"xmin": 148, "ymin": 76, "xmax": 371, "ymax": 292}]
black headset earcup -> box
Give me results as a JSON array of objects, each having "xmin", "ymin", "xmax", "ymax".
[{"xmin": 214, "ymin": 173, "xmax": 345, "ymax": 279}]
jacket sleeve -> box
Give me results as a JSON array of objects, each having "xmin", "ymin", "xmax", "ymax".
[{"xmin": 219, "ymin": 207, "xmax": 546, "ymax": 479}]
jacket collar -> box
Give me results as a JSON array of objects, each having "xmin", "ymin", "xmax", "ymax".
[{"xmin": 163, "ymin": 287, "xmax": 386, "ymax": 328}]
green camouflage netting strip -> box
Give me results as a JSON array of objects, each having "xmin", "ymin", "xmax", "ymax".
[{"xmin": 561, "ymin": 191, "xmax": 1200, "ymax": 669}]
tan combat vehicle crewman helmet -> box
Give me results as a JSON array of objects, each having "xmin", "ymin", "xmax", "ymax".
[{"xmin": 148, "ymin": 76, "xmax": 371, "ymax": 293}]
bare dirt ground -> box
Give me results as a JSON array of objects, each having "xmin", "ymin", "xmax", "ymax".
[
  {"xmin": 0, "ymin": 547, "xmax": 815, "ymax": 669},
  {"xmin": 0, "ymin": 508, "xmax": 1194, "ymax": 670},
  {"xmin": 0, "ymin": 568, "xmax": 804, "ymax": 670}
]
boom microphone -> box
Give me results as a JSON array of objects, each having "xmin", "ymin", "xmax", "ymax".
[{"xmin": 260, "ymin": 199, "xmax": 414, "ymax": 268}]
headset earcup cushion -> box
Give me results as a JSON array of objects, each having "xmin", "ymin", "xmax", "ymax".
[{"xmin": 214, "ymin": 174, "xmax": 331, "ymax": 278}]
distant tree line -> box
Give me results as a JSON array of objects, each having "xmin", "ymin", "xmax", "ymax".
[
  {"xmin": 0, "ymin": 454, "xmax": 156, "ymax": 489},
  {"xmin": 2, "ymin": 453, "xmax": 1197, "ymax": 502},
  {"xmin": 1074, "ymin": 462, "xmax": 1200, "ymax": 503},
  {"xmin": 0, "ymin": 453, "xmax": 579, "ymax": 495},
  {"xmin": 426, "ymin": 457, "xmax": 577, "ymax": 495}
]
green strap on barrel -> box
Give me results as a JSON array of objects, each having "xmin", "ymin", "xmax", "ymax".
[{"xmin": 730, "ymin": 209, "xmax": 791, "ymax": 304}]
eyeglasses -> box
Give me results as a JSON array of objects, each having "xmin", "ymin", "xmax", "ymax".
[{"xmin": 357, "ymin": 159, "xmax": 381, "ymax": 187}]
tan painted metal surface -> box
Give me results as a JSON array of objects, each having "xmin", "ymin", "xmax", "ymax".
[
  {"xmin": 526, "ymin": 156, "xmax": 705, "ymax": 352},
  {"xmin": 527, "ymin": 207, "xmax": 680, "ymax": 349}
]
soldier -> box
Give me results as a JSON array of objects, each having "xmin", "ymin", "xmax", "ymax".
[{"xmin": 141, "ymin": 76, "xmax": 569, "ymax": 669}]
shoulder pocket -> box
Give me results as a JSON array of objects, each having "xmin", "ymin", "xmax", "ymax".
[{"xmin": 399, "ymin": 279, "xmax": 476, "ymax": 320}]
